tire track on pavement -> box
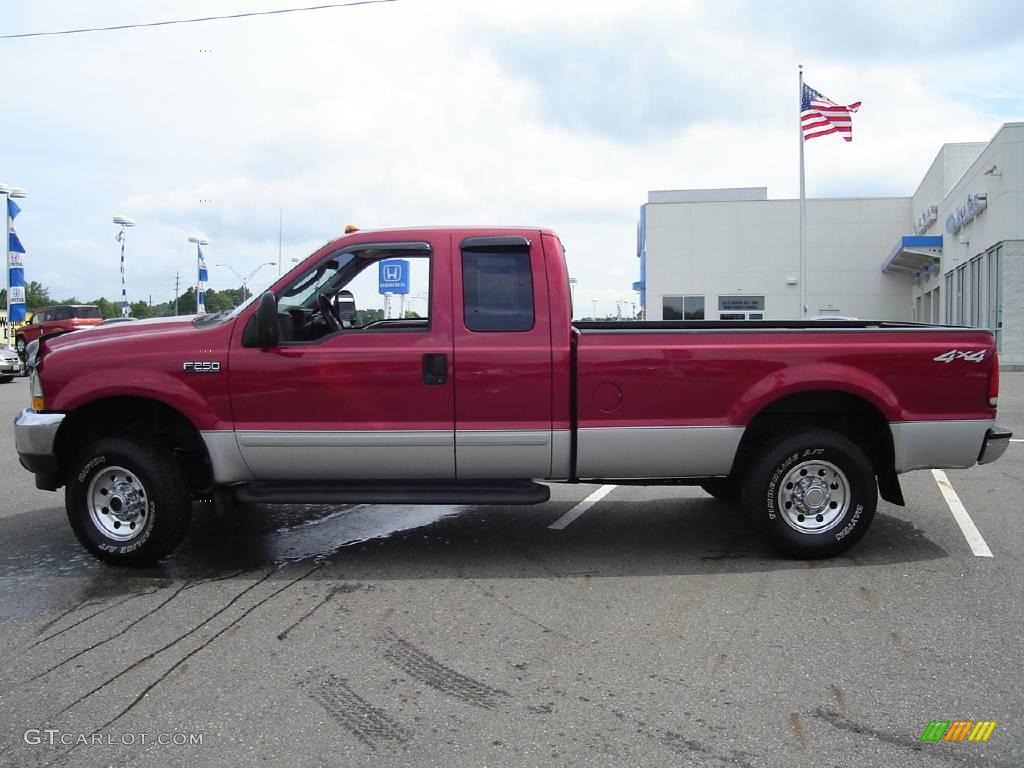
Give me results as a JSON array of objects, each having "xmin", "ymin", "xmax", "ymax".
[
  {"xmin": 24, "ymin": 570, "xmax": 251, "ymax": 682},
  {"xmin": 298, "ymin": 670, "xmax": 409, "ymax": 750},
  {"xmin": 380, "ymin": 628, "xmax": 509, "ymax": 709},
  {"xmin": 94, "ymin": 564, "xmax": 323, "ymax": 730},
  {"xmin": 53, "ymin": 567, "xmax": 277, "ymax": 717}
]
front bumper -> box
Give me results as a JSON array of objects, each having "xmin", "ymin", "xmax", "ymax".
[
  {"xmin": 14, "ymin": 408, "xmax": 65, "ymax": 476},
  {"xmin": 978, "ymin": 426, "xmax": 1012, "ymax": 465},
  {"xmin": 0, "ymin": 360, "xmax": 21, "ymax": 374}
]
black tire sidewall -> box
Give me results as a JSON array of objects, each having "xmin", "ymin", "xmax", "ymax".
[
  {"xmin": 65, "ymin": 438, "xmax": 187, "ymax": 564},
  {"xmin": 747, "ymin": 432, "xmax": 876, "ymax": 558}
]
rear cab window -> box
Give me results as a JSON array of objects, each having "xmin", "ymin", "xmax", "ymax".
[{"xmin": 461, "ymin": 242, "xmax": 534, "ymax": 332}]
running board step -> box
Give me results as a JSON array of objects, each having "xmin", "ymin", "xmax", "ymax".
[{"xmin": 232, "ymin": 480, "xmax": 550, "ymax": 506}]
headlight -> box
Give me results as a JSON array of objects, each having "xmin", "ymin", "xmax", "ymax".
[{"xmin": 30, "ymin": 370, "xmax": 44, "ymax": 411}]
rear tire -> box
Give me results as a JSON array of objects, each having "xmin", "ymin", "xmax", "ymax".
[
  {"xmin": 742, "ymin": 430, "xmax": 876, "ymax": 558},
  {"xmin": 15, "ymin": 336, "xmax": 26, "ymax": 359},
  {"xmin": 65, "ymin": 436, "xmax": 192, "ymax": 566},
  {"xmin": 0, "ymin": 376, "xmax": 12, "ymax": 384}
]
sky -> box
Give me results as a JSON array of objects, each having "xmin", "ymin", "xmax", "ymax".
[{"xmin": 2, "ymin": 0, "xmax": 1022, "ymax": 317}]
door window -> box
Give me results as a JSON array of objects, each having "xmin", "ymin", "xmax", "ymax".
[{"xmin": 273, "ymin": 246, "xmax": 431, "ymax": 343}]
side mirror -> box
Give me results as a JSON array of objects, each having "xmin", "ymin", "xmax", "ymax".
[{"xmin": 255, "ymin": 291, "xmax": 280, "ymax": 348}]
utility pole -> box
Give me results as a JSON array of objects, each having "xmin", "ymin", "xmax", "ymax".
[{"xmin": 174, "ymin": 271, "xmax": 180, "ymax": 316}]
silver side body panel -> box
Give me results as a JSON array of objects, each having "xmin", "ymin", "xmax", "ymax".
[
  {"xmin": 233, "ymin": 430, "xmax": 455, "ymax": 480},
  {"xmin": 550, "ymin": 429, "xmax": 572, "ymax": 480},
  {"xmin": 455, "ymin": 430, "xmax": 551, "ymax": 479},
  {"xmin": 576, "ymin": 426, "xmax": 744, "ymax": 479},
  {"xmin": 889, "ymin": 420, "xmax": 993, "ymax": 472},
  {"xmin": 201, "ymin": 431, "xmax": 254, "ymax": 483}
]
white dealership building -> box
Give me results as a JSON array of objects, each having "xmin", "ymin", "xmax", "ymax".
[{"xmin": 635, "ymin": 122, "xmax": 1024, "ymax": 365}]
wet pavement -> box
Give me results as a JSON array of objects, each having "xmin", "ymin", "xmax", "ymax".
[{"xmin": 0, "ymin": 375, "xmax": 1022, "ymax": 767}]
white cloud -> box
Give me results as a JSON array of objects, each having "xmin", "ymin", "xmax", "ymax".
[{"xmin": 0, "ymin": 0, "xmax": 1020, "ymax": 317}]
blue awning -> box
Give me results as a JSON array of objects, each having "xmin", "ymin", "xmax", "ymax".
[{"xmin": 881, "ymin": 235, "xmax": 943, "ymax": 274}]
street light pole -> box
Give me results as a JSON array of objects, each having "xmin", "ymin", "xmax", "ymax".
[
  {"xmin": 113, "ymin": 215, "xmax": 136, "ymax": 318},
  {"xmin": 216, "ymin": 261, "xmax": 275, "ymax": 304},
  {"xmin": 591, "ymin": 299, "xmax": 598, "ymax": 320}
]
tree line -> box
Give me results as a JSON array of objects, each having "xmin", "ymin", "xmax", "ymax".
[
  {"xmin": 1, "ymin": 281, "xmax": 246, "ymax": 319},
  {"xmin": 1, "ymin": 282, "xmax": 396, "ymax": 326}
]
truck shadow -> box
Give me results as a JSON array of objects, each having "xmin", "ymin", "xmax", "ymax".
[
  {"xmin": 0, "ymin": 496, "xmax": 949, "ymax": 600},
  {"xmin": 172, "ymin": 496, "xmax": 947, "ymax": 580}
]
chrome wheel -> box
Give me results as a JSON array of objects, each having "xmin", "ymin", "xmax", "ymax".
[
  {"xmin": 778, "ymin": 459, "xmax": 849, "ymax": 535},
  {"xmin": 87, "ymin": 466, "xmax": 149, "ymax": 542},
  {"xmin": 15, "ymin": 338, "xmax": 25, "ymax": 354}
]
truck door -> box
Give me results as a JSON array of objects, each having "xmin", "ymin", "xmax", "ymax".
[
  {"xmin": 452, "ymin": 233, "xmax": 554, "ymax": 479},
  {"xmin": 228, "ymin": 236, "xmax": 455, "ymax": 480}
]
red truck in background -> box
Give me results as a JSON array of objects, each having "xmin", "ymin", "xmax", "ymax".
[{"xmin": 14, "ymin": 227, "xmax": 1012, "ymax": 566}]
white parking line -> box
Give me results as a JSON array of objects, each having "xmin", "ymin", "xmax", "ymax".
[
  {"xmin": 931, "ymin": 469, "xmax": 993, "ymax": 558},
  {"xmin": 1010, "ymin": 438, "xmax": 1023, "ymax": 443},
  {"xmin": 549, "ymin": 485, "xmax": 617, "ymax": 530}
]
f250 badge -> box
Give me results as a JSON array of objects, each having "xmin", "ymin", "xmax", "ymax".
[
  {"xmin": 933, "ymin": 349, "xmax": 986, "ymax": 363},
  {"xmin": 182, "ymin": 361, "xmax": 222, "ymax": 373}
]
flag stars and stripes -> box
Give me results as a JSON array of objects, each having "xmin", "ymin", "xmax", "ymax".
[{"xmin": 801, "ymin": 82, "xmax": 861, "ymax": 142}]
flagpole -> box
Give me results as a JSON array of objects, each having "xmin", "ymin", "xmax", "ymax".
[{"xmin": 798, "ymin": 64, "xmax": 807, "ymax": 319}]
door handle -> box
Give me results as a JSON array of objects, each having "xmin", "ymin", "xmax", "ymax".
[{"xmin": 422, "ymin": 353, "xmax": 448, "ymax": 385}]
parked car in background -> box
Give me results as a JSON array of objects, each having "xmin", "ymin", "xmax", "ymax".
[
  {"xmin": 0, "ymin": 345, "xmax": 21, "ymax": 382},
  {"xmin": 14, "ymin": 305, "xmax": 103, "ymax": 357}
]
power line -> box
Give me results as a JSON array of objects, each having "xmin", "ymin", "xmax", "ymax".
[{"xmin": 0, "ymin": 0, "xmax": 398, "ymax": 40}]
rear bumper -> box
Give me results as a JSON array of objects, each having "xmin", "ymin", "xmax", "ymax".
[
  {"xmin": 14, "ymin": 409, "xmax": 64, "ymax": 481},
  {"xmin": 978, "ymin": 426, "xmax": 1012, "ymax": 465}
]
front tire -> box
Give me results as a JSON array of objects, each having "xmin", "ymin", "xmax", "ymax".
[
  {"xmin": 15, "ymin": 336, "xmax": 26, "ymax": 359},
  {"xmin": 0, "ymin": 375, "xmax": 13, "ymax": 384},
  {"xmin": 742, "ymin": 430, "xmax": 876, "ymax": 558},
  {"xmin": 65, "ymin": 437, "xmax": 192, "ymax": 566}
]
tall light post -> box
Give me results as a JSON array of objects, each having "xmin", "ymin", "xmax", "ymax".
[
  {"xmin": 2, "ymin": 184, "xmax": 28, "ymax": 347},
  {"xmin": 113, "ymin": 215, "xmax": 136, "ymax": 318},
  {"xmin": 568, "ymin": 277, "xmax": 577, "ymax": 318},
  {"xmin": 188, "ymin": 235, "xmax": 209, "ymax": 314},
  {"xmin": 216, "ymin": 261, "xmax": 275, "ymax": 303},
  {"xmin": 591, "ymin": 299, "xmax": 598, "ymax": 320}
]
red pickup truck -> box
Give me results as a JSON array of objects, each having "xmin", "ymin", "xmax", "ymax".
[{"xmin": 14, "ymin": 227, "xmax": 1011, "ymax": 565}]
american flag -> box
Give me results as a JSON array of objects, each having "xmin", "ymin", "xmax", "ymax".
[{"xmin": 801, "ymin": 83, "xmax": 861, "ymax": 142}]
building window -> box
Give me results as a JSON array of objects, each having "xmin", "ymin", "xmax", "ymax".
[
  {"xmin": 663, "ymin": 295, "xmax": 704, "ymax": 320},
  {"xmin": 988, "ymin": 245, "xmax": 1002, "ymax": 351},
  {"xmin": 718, "ymin": 295, "xmax": 765, "ymax": 320},
  {"xmin": 944, "ymin": 273, "xmax": 953, "ymax": 324},
  {"xmin": 462, "ymin": 249, "xmax": 534, "ymax": 332},
  {"xmin": 955, "ymin": 265, "xmax": 966, "ymax": 325},
  {"xmin": 970, "ymin": 256, "xmax": 983, "ymax": 327}
]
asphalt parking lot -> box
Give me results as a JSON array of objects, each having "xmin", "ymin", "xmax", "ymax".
[{"xmin": 0, "ymin": 375, "xmax": 1021, "ymax": 768}]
